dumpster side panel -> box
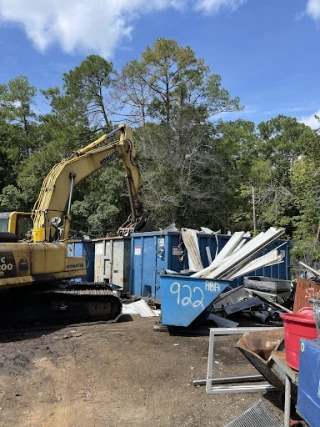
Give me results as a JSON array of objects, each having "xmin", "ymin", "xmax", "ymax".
[
  {"xmin": 112, "ymin": 239, "xmax": 131, "ymax": 292},
  {"xmin": 131, "ymin": 235, "xmax": 144, "ymax": 297},
  {"xmin": 94, "ymin": 237, "xmax": 131, "ymax": 291},
  {"xmin": 75, "ymin": 242, "xmax": 94, "ymax": 282},
  {"xmin": 68, "ymin": 241, "xmax": 94, "ymax": 282},
  {"xmin": 160, "ymin": 274, "xmax": 230, "ymax": 326},
  {"xmin": 94, "ymin": 240, "xmax": 105, "ymax": 282},
  {"xmin": 130, "ymin": 232, "xmax": 186, "ymax": 299}
]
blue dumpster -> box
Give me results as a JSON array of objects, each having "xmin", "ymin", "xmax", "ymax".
[
  {"xmin": 68, "ymin": 240, "xmax": 95, "ymax": 282},
  {"xmin": 130, "ymin": 231, "xmax": 187, "ymax": 300},
  {"xmin": 130, "ymin": 231, "xmax": 291, "ymax": 300},
  {"xmin": 160, "ymin": 274, "xmax": 230, "ymax": 326}
]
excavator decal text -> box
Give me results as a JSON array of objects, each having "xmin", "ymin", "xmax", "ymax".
[
  {"xmin": 100, "ymin": 150, "xmax": 119, "ymax": 166},
  {"xmin": 0, "ymin": 257, "xmax": 13, "ymax": 271},
  {"xmin": 0, "ymin": 252, "xmax": 16, "ymax": 278},
  {"xmin": 66, "ymin": 263, "xmax": 85, "ymax": 269}
]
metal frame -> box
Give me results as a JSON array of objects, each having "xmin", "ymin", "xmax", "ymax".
[
  {"xmin": 192, "ymin": 374, "xmax": 264, "ymax": 386},
  {"xmin": 206, "ymin": 327, "xmax": 283, "ymax": 394},
  {"xmin": 270, "ymin": 352, "xmax": 298, "ymax": 427}
]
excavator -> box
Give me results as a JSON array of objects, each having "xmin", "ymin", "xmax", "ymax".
[{"xmin": 0, "ymin": 124, "xmax": 151, "ymax": 325}]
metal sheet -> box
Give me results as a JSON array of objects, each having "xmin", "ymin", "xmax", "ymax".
[
  {"xmin": 293, "ymin": 277, "xmax": 320, "ymax": 313},
  {"xmin": 207, "ymin": 313, "xmax": 239, "ymax": 328},
  {"xmin": 224, "ymin": 296, "xmax": 262, "ymax": 315},
  {"xmin": 212, "ymin": 286, "xmax": 249, "ymax": 311},
  {"xmin": 128, "ymin": 299, "xmax": 158, "ymax": 317},
  {"xmin": 236, "ymin": 330, "xmax": 286, "ymax": 394},
  {"xmin": 181, "ymin": 228, "xmax": 203, "ymax": 271},
  {"xmin": 224, "ymin": 401, "xmax": 283, "ymax": 427},
  {"xmin": 197, "ymin": 228, "xmax": 285, "ymax": 280}
]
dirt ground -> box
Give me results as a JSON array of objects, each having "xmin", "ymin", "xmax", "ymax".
[{"xmin": 0, "ymin": 315, "xmax": 285, "ymax": 427}]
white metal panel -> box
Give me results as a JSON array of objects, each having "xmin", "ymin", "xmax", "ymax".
[
  {"xmin": 181, "ymin": 228, "xmax": 203, "ymax": 271},
  {"xmin": 94, "ymin": 240, "xmax": 105, "ymax": 282},
  {"xmin": 94, "ymin": 237, "xmax": 131, "ymax": 292}
]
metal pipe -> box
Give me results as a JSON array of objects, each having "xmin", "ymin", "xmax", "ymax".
[
  {"xmin": 299, "ymin": 261, "xmax": 320, "ymax": 278},
  {"xmin": 207, "ymin": 384, "xmax": 275, "ymax": 395},
  {"xmin": 284, "ymin": 375, "xmax": 291, "ymax": 427},
  {"xmin": 67, "ymin": 173, "xmax": 76, "ymax": 214},
  {"xmin": 192, "ymin": 374, "xmax": 264, "ymax": 386},
  {"xmin": 251, "ymin": 311, "xmax": 270, "ymax": 324}
]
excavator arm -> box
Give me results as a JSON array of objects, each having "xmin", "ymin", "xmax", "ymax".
[{"xmin": 32, "ymin": 124, "xmax": 151, "ymax": 241}]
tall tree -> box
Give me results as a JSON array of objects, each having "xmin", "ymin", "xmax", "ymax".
[
  {"xmin": 112, "ymin": 60, "xmax": 152, "ymax": 126},
  {"xmin": 62, "ymin": 55, "xmax": 115, "ymax": 131},
  {"xmin": 115, "ymin": 38, "xmax": 242, "ymax": 126},
  {"xmin": 0, "ymin": 76, "xmax": 38, "ymax": 161},
  {"xmin": 125, "ymin": 39, "xmax": 243, "ymax": 229},
  {"xmin": 0, "ymin": 76, "xmax": 40, "ymax": 210}
]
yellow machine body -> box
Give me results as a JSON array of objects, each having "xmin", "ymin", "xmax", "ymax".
[{"xmin": 0, "ymin": 241, "xmax": 86, "ymax": 290}]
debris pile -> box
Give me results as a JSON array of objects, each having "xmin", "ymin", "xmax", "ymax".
[
  {"xmin": 209, "ymin": 281, "xmax": 292, "ymax": 327},
  {"xmin": 186, "ymin": 227, "xmax": 285, "ymax": 280},
  {"xmin": 122, "ymin": 299, "xmax": 160, "ymax": 317},
  {"xmin": 176, "ymin": 226, "xmax": 293, "ymax": 326}
]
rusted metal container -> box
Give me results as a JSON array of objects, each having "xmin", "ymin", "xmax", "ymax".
[
  {"xmin": 93, "ymin": 237, "xmax": 131, "ymax": 293},
  {"xmin": 293, "ymin": 277, "xmax": 320, "ymax": 313},
  {"xmin": 236, "ymin": 330, "xmax": 286, "ymax": 393}
]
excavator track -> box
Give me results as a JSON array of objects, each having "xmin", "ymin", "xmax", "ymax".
[{"xmin": 0, "ymin": 282, "xmax": 122, "ymax": 327}]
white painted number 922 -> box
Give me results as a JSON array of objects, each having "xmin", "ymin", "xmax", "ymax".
[{"xmin": 170, "ymin": 282, "xmax": 204, "ymax": 309}]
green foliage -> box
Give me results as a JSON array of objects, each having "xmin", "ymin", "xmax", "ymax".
[{"xmin": 62, "ymin": 55, "xmax": 115, "ymax": 130}]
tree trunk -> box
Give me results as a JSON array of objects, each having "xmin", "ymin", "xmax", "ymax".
[
  {"xmin": 99, "ymin": 86, "xmax": 109, "ymax": 130},
  {"xmin": 165, "ymin": 61, "xmax": 170, "ymax": 124},
  {"xmin": 274, "ymin": 189, "xmax": 278, "ymax": 227},
  {"xmin": 252, "ymin": 184, "xmax": 257, "ymax": 235},
  {"xmin": 316, "ymin": 221, "xmax": 320, "ymax": 242}
]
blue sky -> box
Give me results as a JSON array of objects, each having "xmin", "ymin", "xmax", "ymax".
[{"xmin": 0, "ymin": 0, "xmax": 320, "ymax": 126}]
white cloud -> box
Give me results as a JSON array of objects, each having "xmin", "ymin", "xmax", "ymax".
[
  {"xmin": 194, "ymin": 0, "xmax": 247, "ymax": 15},
  {"xmin": 299, "ymin": 109, "xmax": 320, "ymax": 129},
  {"xmin": 0, "ymin": 0, "xmax": 246, "ymax": 58},
  {"xmin": 305, "ymin": 0, "xmax": 320, "ymax": 20}
]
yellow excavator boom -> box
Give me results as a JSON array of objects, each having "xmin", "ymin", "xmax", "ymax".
[{"xmin": 32, "ymin": 124, "xmax": 150, "ymax": 241}]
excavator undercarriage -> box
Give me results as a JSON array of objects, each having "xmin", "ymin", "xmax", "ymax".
[{"xmin": 0, "ymin": 282, "xmax": 122, "ymax": 327}]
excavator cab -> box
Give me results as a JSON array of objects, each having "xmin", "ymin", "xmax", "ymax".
[{"xmin": 0, "ymin": 212, "xmax": 33, "ymax": 241}]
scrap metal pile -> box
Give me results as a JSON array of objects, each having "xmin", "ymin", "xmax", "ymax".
[
  {"xmin": 180, "ymin": 226, "xmax": 293, "ymax": 326},
  {"xmin": 182, "ymin": 227, "xmax": 285, "ymax": 280},
  {"xmin": 208, "ymin": 281, "xmax": 291, "ymax": 327}
]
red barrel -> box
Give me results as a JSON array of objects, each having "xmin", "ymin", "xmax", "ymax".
[{"xmin": 281, "ymin": 308, "xmax": 318, "ymax": 370}]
